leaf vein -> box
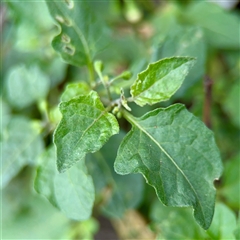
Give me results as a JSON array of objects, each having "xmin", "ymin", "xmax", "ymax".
[{"xmin": 129, "ymin": 115, "xmax": 206, "ymax": 221}]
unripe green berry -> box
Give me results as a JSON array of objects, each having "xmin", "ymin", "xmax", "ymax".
[{"xmin": 120, "ymin": 71, "xmax": 132, "ymax": 80}]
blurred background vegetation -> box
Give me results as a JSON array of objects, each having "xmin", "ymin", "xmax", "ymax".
[{"xmin": 1, "ymin": 0, "xmax": 239, "ymax": 239}]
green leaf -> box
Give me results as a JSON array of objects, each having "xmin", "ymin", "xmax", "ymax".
[
  {"xmin": 54, "ymin": 91, "xmax": 119, "ymax": 172},
  {"xmin": 223, "ymin": 80, "xmax": 240, "ymax": 128},
  {"xmin": 152, "ymin": 27, "xmax": 206, "ymax": 97},
  {"xmin": 206, "ymin": 203, "xmax": 237, "ymax": 239},
  {"xmin": 114, "ymin": 104, "xmax": 222, "ymax": 229},
  {"xmin": 34, "ymin": 147, "xmax": 60, "ymax": 208},
  {"xmin": 151, "ymin": 201, "xmax": 238, "ymax": 240},
  {"xmin": 45, "ymin": 0, "xmax": 110, "ymax": 67},
  {"xmin": 54, "ymin": 161, "xmax": 95, "ymax": 221},
  {"xmin": 130, "ymin": 57, "xmax": 196, "ymax": 106},
  {"xmin": 60, "ymin": 82, "xmax": 91, "ymax": 102},
  {"xmin": 185, "ymin": 2, "xmax": 240, "ymax": 49},
  {"xmin": 7, "ymin": 1, "xmax": 54, "ymax": 51},
  {"xmin": 7, "ymin": 1, "xmax": 53, "ymax": 29},
  {"xmin": 1, "ymin": 116, "xmax": 44, "ymax": 189},
  {"xmin": 6, "ymin": 65, "xmax": 50, "ymax": 109},
  {"xmin": 220, "ymin": 153, "xmax": 240, "ymax": 209},
  {"xmin": 47, "ymin": 58, "xmax": 67, "ymax": 88},
  {"xmin": 86, "ymin": 132, "xmax": 144, "ymax": 218},
  {"xmin": 150, "ymin": 200, "xmax": 207, "ymax": 239},
  {"xmin": 35, "ymin": 146, "xmax": 95, "ymax": 221},
  {"xmin": 2, "ymin": 173, "xmax": 71, "ymax": 239},
  {"xmin": 101, "ymin": 173, "xmax": 144, "ymax": 219}
]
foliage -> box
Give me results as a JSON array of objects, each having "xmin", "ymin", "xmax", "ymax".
[{"xmin": 1, "ymin": 0, "xmax": 239, "ymax": 239}]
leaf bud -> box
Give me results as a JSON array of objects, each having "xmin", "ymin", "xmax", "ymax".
[
  {"xmin": 112, "ymin": 106, "xmax": 119, "ymax": 114},
  {"xmin": 94, "ymin": 60, "xmax": 104, "ymax": 73},
  {"xmin": 116, "ymin": 112, "xmax": 122, "ymax": 119}
]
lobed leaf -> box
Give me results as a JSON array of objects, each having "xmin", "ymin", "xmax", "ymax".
[
  {"xmin": 114, "ymin": 104, "xmax": 223, "ymax": 229},
  {"xmin": 130, "ymin": 57, "xmax": 196, "ymax": 106},
  {"xmin": 45, "ymin": 0, "xmax": 110, "ymax": 67},
  {"xmin": 54, "ymin": 91, "xmax": 119, "ymax": 172}
]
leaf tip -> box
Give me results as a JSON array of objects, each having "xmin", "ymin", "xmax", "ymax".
[{"xmin": 57, "ymin": 162, "xmax": 66, "ymax": 173}]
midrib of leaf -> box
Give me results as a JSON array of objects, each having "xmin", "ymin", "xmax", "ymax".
[
  {"xmin": 54, "ymin": 2, "xmax": 92, "ymax": 65},
  {"xmin": 133, "ymin": 67, "xmax": 176, "ymax": 99},
  {"xmin": 123, "ymin": 110, "xmax": 205, "ymax": 220},
  {"xmin": 132, "ymin": 59, "xmax": 189, "ymax": 99},
  {"xmin": 72, "ymin": 108, "xmax": 109, "ymax": 150}
]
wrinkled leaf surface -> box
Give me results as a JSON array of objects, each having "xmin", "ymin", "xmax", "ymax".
[
  {"xmin": 115, "ymin": 104, "xmax": 222, "ymax": 229},
  {"xmin": 61, "ymin": 82, "xmax": 90, "ymax": 102},
  {"xmin": 130, "ymin": 57, "xmax": 195, "ymax": 106},
  {"xmin": 54, "ymin": 91, "xmax": 119, "ymax": 172}
]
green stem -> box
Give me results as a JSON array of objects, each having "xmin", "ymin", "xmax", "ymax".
[
  {"xmin": 122, "ymin": 109, "xmax": 135, "ymax": 124},
  {"xmin": 105, "ymin": 83, "xmax": 112, "ymax": 102},
  {"xmin": 37, "ymin": 99, "xmax": 49, "ymax": 124},
  {"xmin": 88, "ymin": 61, "xmax": 95, "ymax": 85},
  {"xmin": 126, "ymin": 96, "xmax": 134, "ymax": 102},
  {"xmin": 109, "ymin": 71, "xmax": 132, "ymax": 85},
  {"xmin": 109, "ymin": 75, "xmax": 122, "ymax": 85},
  {"xmin": 95, "ymin": 69, "xmax": 112, "ymax": 101}
]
